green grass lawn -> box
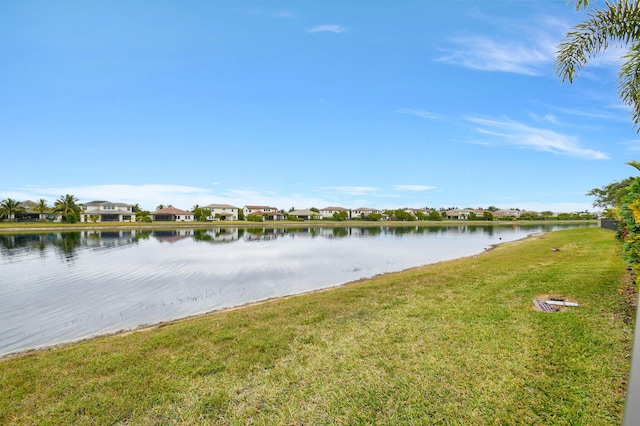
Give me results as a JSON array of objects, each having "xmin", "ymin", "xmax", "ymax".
[{"xmin": 0, "ymin": 227, "xmax": 635, "ymax": 424}]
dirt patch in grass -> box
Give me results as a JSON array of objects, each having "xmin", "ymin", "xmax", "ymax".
[{"xmin": 617, "ymin": 269, "xmax": 638, "ymax": 324}]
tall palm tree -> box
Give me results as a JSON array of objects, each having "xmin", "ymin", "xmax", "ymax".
[
  {"xmin": 35, "ymin": 198, "xmax": 50, "ymax": 221},
  {"xmin": 54, "ymin": 194, "xmax": 82, "ymax": 223},
  {"xmin": 0, "ymin": 198, "xmax": 26, "ymax": 221},
  {"xmin": 555, "ymin": 0, "xmax": 640, "ymax": 129}
]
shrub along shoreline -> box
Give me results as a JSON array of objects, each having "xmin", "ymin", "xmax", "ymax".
[
  {"xmin": 0, "ymin": 218, "xmax": 598, "ymax": 233},
  {"xmin": 0, "ymin": 227, "xmax": 635, "ymax": 424}
]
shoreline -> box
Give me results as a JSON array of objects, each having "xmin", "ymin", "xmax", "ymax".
[
  {"xmin": 0, "ymin": 227, "xmax": 631, "ymax": 424},
  {"xmin": 0, "ymin": 231, "xmax": 545, "ymax": 361},
  {"xmin": 0, "ymin": 219, "xmax": 598, "ymax": 233}
]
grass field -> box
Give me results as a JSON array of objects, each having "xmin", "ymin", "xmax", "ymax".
[{"xmin": 0, "ymin": 227, "xmax": 635, "ymax": 424}]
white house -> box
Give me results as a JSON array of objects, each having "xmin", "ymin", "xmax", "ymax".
[
  {"xmin": 492, "ymin": 209, "xmax": 522, "ymax": 219},
  {"xmin": 205, "ymin": 203, "xmax": 239, "ymax": 221},
  {"xmin": 404, "ymin": 208, "xmax": 433, "ymax": 218},
  {"xmin": 445, "ymin": 209, "xmax": 473, "ymax": 220},
  {"xmin": 319, "ymin": 206, "xmax": 349, "ymax": 219},
  {"xmin": 445, "ymin": 209, "xmax": 489, "ymax": 220},
  {"xmin": 150, "ymin": 206, "xmax": 194, "ymax": 222},
  {"xmin": 351, "ymin": 207, "xmax": 381, "ymax": 219},
  {"xmin": 288, "ymin": 209, "xmax": 321, "ymax": 220},
  {"xmin": 243, "ymin": 205, "xmax": 285, "ymax": 221},
  {"xmin": 243, "ymin": 205, "xmax": 278, "ymax": 216},
  {"xmin": 80, "ymin": 200, "xmax": 136, "ymax": 223}
]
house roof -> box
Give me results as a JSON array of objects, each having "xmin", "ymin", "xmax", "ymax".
[
  {"xmin": 321, "ymin": 206, "xmax": 348, "ymax": 211},
  {"xmin": 493, "ymin": 209, "xmax": 521, "ymax": 217},
  {"xmin": 247, "ymin": 210, "xmax": 285, "ymax": 216},
  {"xmin": 289, "ymin": 209, "xmax": 319, "ymax": 216},
  {"xmin": 19, "ymin": 200, "xmax": 39, "ymax": 213},
  {"xmin": 82, "ymin": 200, "xmax": 133, "ymax": 207},
  {"xmin": 244, "ymin": 205, "xmax": 277, "ymax": 210},
  {"xmin": 205, "ymin": 203, "xmax": 239, "ymax": 209},
  {"xmin": 151, "ymin": 206, "xmax": 192, "ymax": 215}
]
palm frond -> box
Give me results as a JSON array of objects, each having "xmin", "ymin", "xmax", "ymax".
[
  {"xmin": 555, "ymin": 0, "xmax": 640, "ymax": 83},
  {"xmin": 575, "ymin": 0, "xmax": 591, "ymax": 11},
  {"xmin": 627, "ymin": 160, "xmax": 640, "ymax": 171},
  {"xmin": 619, "ymin": 44, "xmax": 640, "ymax": 128}
]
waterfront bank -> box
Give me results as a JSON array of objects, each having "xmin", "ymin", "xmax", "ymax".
[{"xmin": 0, "ymin": 227, "xmax": 633, "ymax": 424}]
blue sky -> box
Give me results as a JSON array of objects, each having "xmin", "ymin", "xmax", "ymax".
[{"xmin": 1, "ymin": 0, "xmax": 638, "ymax": 212}]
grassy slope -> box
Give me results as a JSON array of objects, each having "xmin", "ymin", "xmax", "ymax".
[{"xmin": 0, "ymin": 228, "xmax": 635, "ymax": 425}]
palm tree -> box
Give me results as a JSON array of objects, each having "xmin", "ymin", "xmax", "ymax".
[
  {"xmin": 35, "ymin": 198, "xmax": 50, "ymax": 221},
  {"xmin": 54, "ymin": 194, "xmax": 82, "ymax": 223},
  {"xmin": 0, "ymin": 198, "xmax": 26, "ymax": 221},
  {"xmin": 136, "ymin": 210, "xmax": 151, "ymax": 223},
  {"xmin": 555, "ymin": 0, "xmax": 640, "ymax": 129}
]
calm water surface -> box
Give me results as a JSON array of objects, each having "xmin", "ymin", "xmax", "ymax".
[{"xmin": 0, "ymin": 223, "xmax": 593, "ymax": 356}]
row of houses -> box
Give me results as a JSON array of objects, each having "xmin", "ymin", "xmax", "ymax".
[
  {"xmin": 148, "ymin": 205, "xmax": 542, "ymax": 222},
  {"xmin": 6, "ymin": 200, "xmax": 543, "ymax": 223},
  {"xmin": 84, "ymin": 202, "xmax": 390, "ymax": 223}
]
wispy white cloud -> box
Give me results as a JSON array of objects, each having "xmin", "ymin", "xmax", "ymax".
[
  {"xmin": 467, "ymin": 117, "xmax": 609, "ymax": 159},
  {"xmin": 514, "ymin": 201, "xmax": 594, "ymax": 213},
  {"xmin": 307, "ymin": 24, "xmax": 346, "ymax": 34},
  {"xmin": 530, "ymin": 113, "xmax": 559, "ymax": 124},
  {"xmin": 436, "ymin": 35, "xmax": 550, "ymax": 75},
  {"xmin": 435, "ymin": 13, "xmax": 587, "ymax": 76},
  {"xmin": 393, "ymin": 185, "xmax": 436, "ymax": 191},
  {"xmin": 551, "ymin": 105, "xmax": 624, "ymax": 121},
  {"xmin": 271, "ymin": 9, "xmax": 296, "ymax": 19},
  {"xmin": 436, "ymin": 10, "xmax": 628, "ymax": 77},
  {"xmin": 322, "ymin": 186, "xmax": 378, "ymax": 196},
  {"xmin": 395, "ymin": 108, "xmax": 444, "ymax": 120},
  {"xmin": 621, "ymin": 139, "xmax": 640, "ymax": 152}
]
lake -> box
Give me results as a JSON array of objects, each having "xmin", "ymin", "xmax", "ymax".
[{"xmin": 0, "ymin": 223, "xmax": 594, "ymax": 356}]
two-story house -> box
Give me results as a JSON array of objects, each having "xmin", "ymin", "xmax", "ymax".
[
  {"xmin": 243, "ymin": 205, "xmax": 285, "ymax": 221},
  {"xmin": 351, "ymin": 207, "xmax": 381, "ymax": 219},
  {"xmin": 204, "ymin": 203, "xmax": 240, "ymax": 221},
  {"xmin": 80, "ymin": 201, "xmax": 136, "ymax": 222},
  {"xmin": 319, "ymin": 206, "xmax": 350, "ymax": 219}
]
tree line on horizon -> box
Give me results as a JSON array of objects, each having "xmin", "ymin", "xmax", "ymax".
[{"xmin": 0, "ymin": 195, "xmax": 599, "ymax": 224}]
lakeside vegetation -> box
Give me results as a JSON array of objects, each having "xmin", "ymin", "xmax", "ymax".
[
  {"xmin": 1, "ymin": 227, "xmax": 634, "ymax": 424},
  {"xmin": 0, "ymin": 218, "xmax": 598, "ymax": 234}
]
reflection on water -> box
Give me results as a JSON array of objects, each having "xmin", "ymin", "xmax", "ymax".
[{"xmin": 0, "ymin": 223, "xmax": 593, "ymax": 356}]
